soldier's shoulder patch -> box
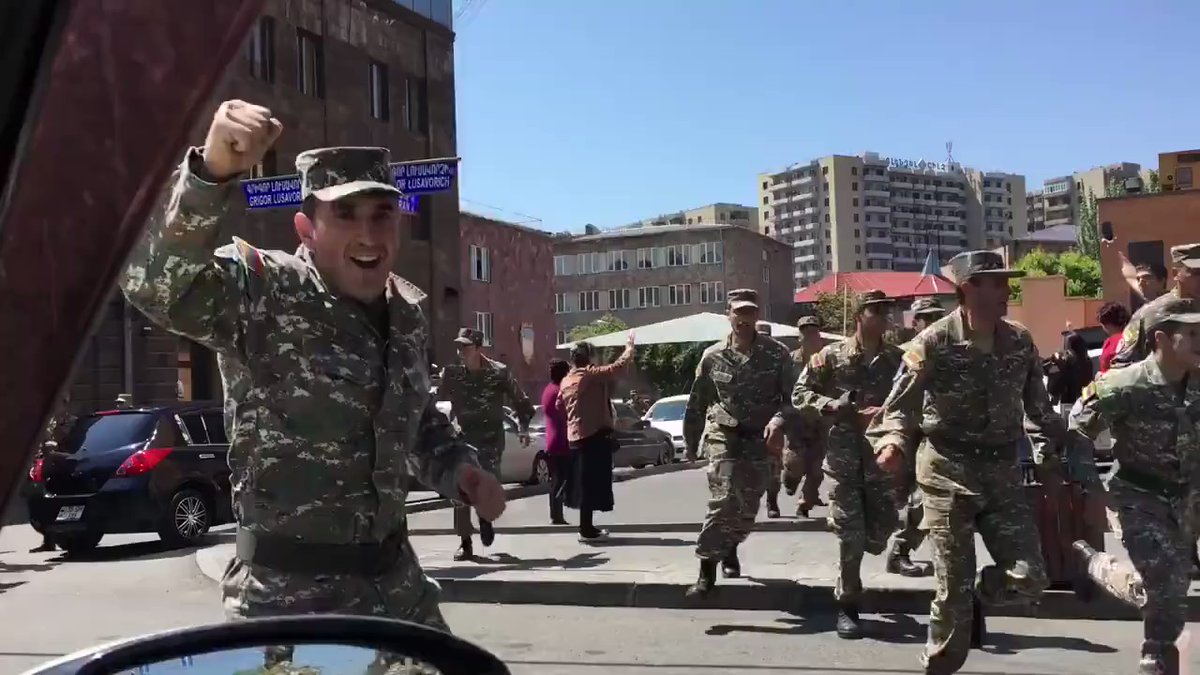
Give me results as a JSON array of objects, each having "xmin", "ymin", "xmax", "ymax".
[
  {"xmin": 808, "ymin": 350, "xmax": 826, "ymax": 369},
  {"xmin": 389, "ymin": 274, "xmax": 428, "ymax": 305},
  {"xmin": 1122, "ymin": 320, "xmax": 1140, "ymax": 346},
  {"xmin": 902, "ymin": 345, "xmax": 925, "ymax": 371},
  {"xmin": 1080, "ymin": 381, "xmax": 1098, "ymax": 402}
]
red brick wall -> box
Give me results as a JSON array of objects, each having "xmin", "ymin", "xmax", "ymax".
[
  {"xmin": 459, "ymin": 213, "xmax": 557, "ymax": 399},
  {"xmin": 1098, "ymin": 190, "xmax": 1200, "ymax": 306}
]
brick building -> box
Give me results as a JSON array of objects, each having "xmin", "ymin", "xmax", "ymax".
[
  {"xmin": 458, "ymin": 213, "xmax": 557, "ymax": 398},
  {"xmin": 1098, "ymin": 189, "xmax": 1200, "ymax": 310},
  {"xmin": 551, "ymin": 224, "xmax": 793, "ymax": 343},
  {"xmin": 68, "ymin": 0, "xmax": 461, "ymax": 411}
]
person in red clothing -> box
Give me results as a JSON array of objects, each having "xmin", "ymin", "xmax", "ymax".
[
  {"xmin": 1096, "ymin": 301, "xmax": 1131, "ymax": 373},
  {"xmin": 542, "ymin": 359, "xmax": 572, "ymax": 525}
]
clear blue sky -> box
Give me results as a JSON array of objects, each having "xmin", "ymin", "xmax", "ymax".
[{"xmin": 452, "ymin": 0, "xmax": 1197, "ymax": 232}]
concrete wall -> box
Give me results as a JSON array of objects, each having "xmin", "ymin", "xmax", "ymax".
[
  {"xmin": 1098, "ymin": 191, "xmax": 1200, "ymax": 308},
  {"xmin": 1007, "ymin": 275, "xmax": 1107, "ymax": 357}
]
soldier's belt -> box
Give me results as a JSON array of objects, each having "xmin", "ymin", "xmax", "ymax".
[
  {"xmin": 926, "ymin": 434, "xmax": 1019, "ymax": 461},
  {"xmin": 718, "ymin": 424, "xmax": 765, "ymax": 438},
  {"xmin": 235, "ymin": 522, "xmax": 407, "ymax": 577},
  {"xmin": 1113, "ymin": 466, "xmax": 1190, "ymax": 500}
]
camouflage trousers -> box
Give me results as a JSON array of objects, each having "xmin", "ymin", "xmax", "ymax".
[
  {"xmin": 783, "ymin": 439, "xmax": 825, "ymax": 508},
  {"xmin": 919, "ymin": 467, "xmax": 1048, "ymax": 675},
  {"xmin": 766, "ymin": 453, "xmax": 781, "ymax": 497},
  {"xmin": 223, "ymin": 537, "xmax": 449, "ymax": 671},
  {"xmin": 891, "ymin": 470, "xmax": 926, "ymax": 556},
  {"xmin": 823, "ymin": 433, "xmax": 898, "ymax": 602},
  {"xmin": 695, "ymin": 432, "xmax": 771, "ymax": 561},
  {"xmin": 454, "ymin": 438, "xmax": 502, "ymax": 537},
  {"xmin": 1081, "ymin": 481, "xmax": 1193, "ymax": 671}
]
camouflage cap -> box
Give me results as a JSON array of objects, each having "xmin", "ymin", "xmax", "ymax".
[
  {"xmin": 910, "ymin": 296, "xmax": 944, "ymax": 316},
  {"xmin": 1170, "ymin": 243, "xmax": 1200, "ymax": 269},
  {"xmin": 857, "ymin": 289, "xmax": 893, "ymax": 311},
  {"xmin": 755, "ymin": 321, "xmax": 772, "ymax": 335},
  {"xmin": 796, "ymin": 315, "xmax": 821, "ymax": 329},
  {"xmin": 727, "ymin": 288, "xmax": 759, "ymax": 310},
  {"xmin": 295, "ymin": 147, "xmax": 400, "ymax": 202},
  {"xmin": 1142, "ymin": 295, "xmax": 1200, "ymax": 331},
  {"xmin": 454, "ymin": 328, "xmax": 484, "ymax": 346},
  {"xmin": 947, "ymin": 250, "xmax": 1025, "ymax": 284}
]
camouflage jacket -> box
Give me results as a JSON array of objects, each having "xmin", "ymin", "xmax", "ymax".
[
  {"xmin": 683, "ymin": 333, "xmax": 796, "ymax": 455},
  {"xmin": 1070, "ymin": 357, "xmax": 1200, "ymax": 497},
  {"xmin": 120, "ymin": 148, "xmax": 479, "ymax": 545},
  {"xmin": 867, "ymin": 309, "xmax": 1064, "ymax": 489},
  {"xmin": 437, "ymin": 356, "xmax": 534, "ymax": 446},
  {"xmin": 1111, "ymin": 288, "xmax": 1198, "ymax": 369},
  {"xmin": 792, "ymin": 335, "xmax": 903, "ymax": 444}
]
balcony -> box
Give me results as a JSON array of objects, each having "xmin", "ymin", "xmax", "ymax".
[
  {"xmin": 866, "ymin": 234, "xmax": 891, "ymax": 244},
  {"xmin": 790, "ymin": 174, "xmax": 815, "ymax": 187},
  {"xmin": 983, "ymin": 184, "xmax": 1007, "ymax": 195},
  {"xmin": 800, "ymin": 206, "xmax": 818, "ymax": 216},
  {"xmin": 864, "ymin": 204, "xmax": 890, "ymax": 214},
  {"xmin": 793, "ymin": 238, "xmax": 817, "ymax": 248},
  {"xmin": 867, "ymin": 250, "xmax": 895, "ymax": 260},
  {"xmin": 892, "ymin": 178, "xmax": 913, "ymax": 189},
  {"xmin": 1045, "ymin": 215, "xmax": 1073, "ymax": 227},
  {"xmin": 864, "ymin": 186, "xmax": 890, "ymax": 198},
  {"xmin": 795, "ymin": 254, "xmax": 818, "ymax": 263}
]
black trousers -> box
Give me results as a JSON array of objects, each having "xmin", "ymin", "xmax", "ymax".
[{"xmin": 549, "ymin": 454, "xmax": 572, "ymax": 522}]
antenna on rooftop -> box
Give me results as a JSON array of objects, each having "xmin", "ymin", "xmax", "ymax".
[{"xmin": 946, "ymin": 141, "xmax": 954, "ymax": 165}]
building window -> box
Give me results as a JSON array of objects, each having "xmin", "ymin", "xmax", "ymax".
[
  {"xmin": 404, "ymin": 77, "xmax": 428, "ymax": 135},
  {"xmin": 762, "ymin": 266, "xmax": 769, "ymax": 282},
  {"xmin": 700, "ymin": 281, "xmax": 725, "ymax": 305},
  {"xmin": 856, "ymin": 261, "xmax": 862, "ymax": 270},
  {"xmin": 1179, "ymin": 166, "xmax": 1194, "ymax": 189},
  {"xmin": 851, "ymin": 167, "xmax": 858, "ymax": 175},
  {"xmin": 469, "ymin": 245, "xmax": 490, "ymax": 282},
  {"xmin": 762, "ymin": 196, "xmax": 769, "ymax": 205},
  {"xmin": 822, "ymin": 167, "xmax": 828, "ymax": 175},
  {"xmin": 554, "ymin": 293, "xmax": 574, "ymax": 314},
  {"xmin": 553, "ymin": 255, "xmax": 576, "ymax": 276},
  {"xmin": 609, "ymin": 288, "xmax": 631, "ymax": 310},
  {"xmin": 637, "ymin": 286, "xmax": 661, "ymax": 308},
  {"xmin": 667, "ymin": 284, "xmax": 692, "ymax": 306},
  {"xmin": 696, "ymin": 241, "xmax": 723, "ymax": 264},
  {"xmin": 854, "ymin": 229, "xmax": 860, "ymax": 238},
  {"xmin": 297, "ymin": 29, "xmax": 324, "ymax": 98},
  {"xmin": 853, "ymin": 214, "xmax": 859, "ymax": 223},
  {"xmin": 852, "ymin": 198, "xmax": 859, "ymax": 207},
  {"xmin": 555, "ymin": 330, "xmax": 568, "ymax": 346},
  {"xmin": 605, "ymin": 250, "xmax": 628, "ymax": 272},
  {"xmin": 369, "ymin": 61, "xmax": 389, "ymax": 121},
  {"xmin": 248, "ymin": 16, "xmax": 275, "ymax": 83},
  {"xmin": 578, "ymin": 290, "xmax": 600, "ymax": 312},
  {"xmin": 474, "ymin": 312, "xmax": 494, "ymax": 346},
  {"xmin": 852, "ymin": 182, "xmax": 858, "ymax": 191},
  {"xmin": 666, "ymin": 245, "xmax": 690, "ymax": 267},
  {"xmin": 636, "ymin": 248, "xmax": 656, "ymax": 269}
]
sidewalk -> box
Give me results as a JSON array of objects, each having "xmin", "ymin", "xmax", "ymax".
[{"xmin": 195, "ymin": 467, "xmax": 1200, "ymax": 620}]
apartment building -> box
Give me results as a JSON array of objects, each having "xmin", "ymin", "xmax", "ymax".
[
  {"xmin": 1160, "ymin": 149, "xmax": 1200, "ymax": 192},
  {"xmin": 757, "ymin": 152, "xmax": 1026, "ymax": 289},
  {"xmin": 551, "ymin": 224, "xmax": 793, "ymax": 345},
  {"xmin": 1029, "ymin": 162, "xmax": 1145, "ymax": 232},
  {"xmin": 69, "ymin": 0, "xmax": 461, "ymax": 411},
  {"xmin": 633, "ymin": 203, "xmax": 759, "ymax": 230},
  {"xmin": 459, "ymin": 212, "xmax": 556, "ymax": 397}
]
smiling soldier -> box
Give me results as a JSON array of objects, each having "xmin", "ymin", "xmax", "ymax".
[{"xmin": 121, "ymin": 100, "xmax": 504, "ymax": 630}]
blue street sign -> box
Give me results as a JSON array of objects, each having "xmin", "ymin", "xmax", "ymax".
[{"xmin": 241, "ymin": 159, "xmax": 456, "ymax": 211}]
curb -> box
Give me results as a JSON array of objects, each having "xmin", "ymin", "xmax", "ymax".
[
  {"xmin": 407, "ymin": 460, "xmax": 704, "ymax": 514},
  {"xmin": 409, "ymin": 519, "xmax": 824, "ymax": 536},
  {"xmin": 435, "ymin": 578, "xmax": 1182, "ymax": 622}
]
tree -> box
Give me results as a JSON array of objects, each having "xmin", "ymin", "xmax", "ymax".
[
  {"xmin": 568, "ymin": 314, "xmax": 628, "ymax": 341},
  {"xmin": 1147, "ymin": 169, "xmax": 1162, "ymax": 194},
  {"xmin": 1076, "ymin": 188, "xmax": 1101, "ymax": 261},
  {"xmin": 564, "ymin": 314, "xmax": 707, "ymax": 397},
  {"xmin": 1009, "ymin": 248, "xmax": 1101, "ymax": 301},
  {"xmin": 812, "ymin": 290, "xmax": 859, "ymax": 336}
]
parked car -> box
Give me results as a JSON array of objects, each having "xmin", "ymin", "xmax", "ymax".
[
  {"xmin": 435, "ymin": 401, "xmax": 549, "ymax": 485},
  {"xmin": 26, "ymin": 402, "xmax": 233, "ymax": 553},
  {"xmin": 611, "ymin": 401, "xmax": 675, "ymax": 468},
  {"xmin": 644, "ymin": 395, "xmax": 688, "ymax": 460}
]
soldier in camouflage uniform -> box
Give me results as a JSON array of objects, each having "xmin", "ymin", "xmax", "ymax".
[
  {"xmin": 120, "ymin": 100, "xmax": 503, "ymax": 632},
  {"xmin": 784, "ymin": 315, "xmax": 827, "ymax": 517},
  {"xmin": 438, "ymin": 327, "xmax": 534, "ymax": 560},
  {"xmin": 869, "ymin": 251, "xmax": 1064, "ymax": 675},
  {"xmin": 28, "ymin": 392, "xmax": 76, "ymax": 552},
  {"xmin": 885, "ymin": 296, "xmax": 946, "ymax": 579},
  {"xmin": 754, "ymin": 320, "xmax": 784, "ymax": 518},
  {"xmin": 793, "ymin": 289, "xmax": 902, "ymax": 638},
  {"xmin": 1110, "ymin": 243, "xmax": 1200, "ymax": 370},
  {"xmin": 684, "ymin": 289, "xmax": 794, "ymax": 597},
  {"xmin": 1069, "ymin": 295, "xmax": 1200, "ymax": 675}
]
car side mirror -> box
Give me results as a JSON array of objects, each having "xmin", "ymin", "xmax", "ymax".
[
  {"xmin": 633, "ymin": 419, "xmax": 649, "ymax": 430},
  {"xmin": 27, "ymin": 615, "xmax": 510, "ymax": 675}
]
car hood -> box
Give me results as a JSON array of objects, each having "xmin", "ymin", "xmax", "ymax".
[{"xmin": 648, "ymin": 419, "xmax": 684, "ymax": 438}]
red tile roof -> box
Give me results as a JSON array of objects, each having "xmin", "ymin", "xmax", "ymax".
[{"xmin": 794, "ymin": 272, "xmax": 955, "ymax": 303}]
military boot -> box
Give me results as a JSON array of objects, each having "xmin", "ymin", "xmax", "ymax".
[
  {"xmin": 453, "ymin": 537, "xmax": 473, "ymax": 561},
  {"xmin": 1071, "ymin": 540, "xmax": 1098, "ymax": 602},
  {"xmin": 686, "ymin": 559, "xmax": 718, "ymax": 598},
  {"xmin": 721, "ymin": 547, "xmax": 741, "ymax": 579},
  {"xmin": 886, "ymin": 544, "xmax": 928, "ymax": 578},
  {"xmin": 479, "ymin": 520, "xmax": 496, "ymax": 547},
  {"xmin": 765, "ymin": 493, "xmax": 781, "ymax": 519},
  {"xmin": 835, "ymin": 601, "xmax": 863, "ymax": 639},
  {"xmin": 970, "ymin": 594, "xmax": 986, "ymax": 648}
]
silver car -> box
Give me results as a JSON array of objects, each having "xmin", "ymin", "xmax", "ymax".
[{"xmin": 435, "ymin": 401, "xmax": 550, "ymax": 485}]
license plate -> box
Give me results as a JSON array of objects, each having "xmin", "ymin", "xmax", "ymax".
[{"xmin": 56, "ymin": 505, "xmax": 85, "ymax": 522}]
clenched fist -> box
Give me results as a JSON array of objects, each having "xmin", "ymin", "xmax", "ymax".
[{"xmin": 202, "ymin": 100, "xmax": 283, "ymax": 181}]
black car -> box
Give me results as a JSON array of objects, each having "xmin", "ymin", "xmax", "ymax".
[{"xmin": 26, "ymin": 402, "xmax": 233, "ymax": 553}]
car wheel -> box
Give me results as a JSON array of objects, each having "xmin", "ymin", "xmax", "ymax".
[
  {"xmin": 159, "ymin": 488, "xmax": 211, "ymax": 547},
  {"xmin": 56, "ymin": 531, "xmax": 102, "ymax": 555},
  {"xmin": 530, "ymin": 454, "xmax": 552, "ymax": 486},
  {"xmin": 657, "ymin": 441, "xmax": 674, "ymax": 466}
]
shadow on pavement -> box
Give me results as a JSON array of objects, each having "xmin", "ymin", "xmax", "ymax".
[
  {"xmin": 983, "ymin": 631, "xmax": 1118, "ymax": 655},
  {"xmin": 0, "ymin": 580, "xmax": 28, "ymax": 594},
  {"xmin": 52, "ymin": 532, "xmax": 227, "ymax": 564},
  {"xmin": 428, "ymin": 551, "xmax": 609, "ymax": 580},
  {"xmin": 706, "ymin": 612, "xmax": 837, "ymax": 637},
  {"xmin": 0, "ymin": 559, "xmax": 59, "ymax": 595},
  {"xmin": 589, "ymin": 536, "xmax": 694, "ymax": 547}
]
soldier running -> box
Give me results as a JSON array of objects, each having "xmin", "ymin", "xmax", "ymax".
[
  {"xmin": 793, "ymin": 289, "xmax": 902, "ymax": 638},
  {"xmin": 755, "ymin": 320, "xmax": 784, "ymax": 518},
  {"xmin": 1069, "ymin": 295, "xmax": 1200, "ymax": 675},
  {"xmin": 870, "ymin": 251, "xmax": 1064, "ymax": 675},
  {"xmin": 885, "ymin": 296, "xmax": 946, "ymax": 578},
  {"xmin": 684, "ymin": 289, "xmax": 793, "ymax": 597},
  {"xmin": 438, "ymin": 327, "xmax": 535, "ymax": 560},
  {"xmin": 784, "ymin": 315, "xmax": 827, "ymax": 517}
]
